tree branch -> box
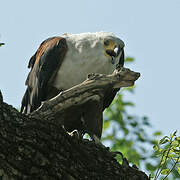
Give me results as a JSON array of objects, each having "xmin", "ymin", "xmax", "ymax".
[
  {"xmin": 0, "ymin": 67, "xmax": 149, "ymax": 180},
  {"xmin": 30, "ymin": 67, "xmax": 140, "ymax": 120}
]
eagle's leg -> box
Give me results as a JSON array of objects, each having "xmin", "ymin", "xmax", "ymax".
[{"xmin": 82, "ymin": 100, "xmax": 103, "ymax": 141}]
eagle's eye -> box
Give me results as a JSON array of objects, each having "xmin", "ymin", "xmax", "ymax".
[{"xmin": 104, "ymin": 40, "xmax": 109, "ymax": 46}]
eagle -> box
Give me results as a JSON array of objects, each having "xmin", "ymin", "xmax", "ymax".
[{"xmin": 21, "ymin": 32, "xmax": 125, "ymax": 139}]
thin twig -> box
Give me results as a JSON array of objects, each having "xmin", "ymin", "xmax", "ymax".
[
  {"xmin": 154, "ymin": 137, "xmax": 173, "ymax": 180},
  {"xmin": 162, "ymin": 157, "xmax": 179, "ymax": 180},
  {"xmin": 154, "ymin": 150, "xmax": 166, "ymax": 180}
]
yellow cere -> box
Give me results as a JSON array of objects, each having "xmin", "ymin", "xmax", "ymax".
[{"xmin": 104, "ymin": 39, "xmax": 117, "ymax": 59}]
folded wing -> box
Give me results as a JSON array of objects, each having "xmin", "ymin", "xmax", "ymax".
[{"xmin": 21, "ymin": 37, "xmax": 67, "ymax": 114}]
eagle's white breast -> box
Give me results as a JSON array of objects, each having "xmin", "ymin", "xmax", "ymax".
[{"xmin": 53, "ymin": 32, "xmax": 120, "ymax": 90}]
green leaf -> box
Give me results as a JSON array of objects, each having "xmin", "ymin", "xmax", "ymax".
[
  {"xmin": 173, "ymin": 137, "xmax": 180, "ymax": 146},
  {"xmin": 142, "ymin": 116, "xmax": 150, "ymax": 126},
  {"xmin": 130, "ymin": 121, "xmax": 138, "ymax": 127},
  {"xmin": 149, "ymin": 174, "xmax": 154, "ymax": 180},
  {"xmin": 172, "ymin": 139, "xmax": 179, "ymax": 147},
  {"xmin": 159, "ymin": 136, "xmax": 169, "ymax": 145},
  {"xmin": 125, "ymin": 57, "xmax": 134, "ymax": 62},
  {"xmin": 122, "ymin": 101, "xmax": 134, "ymax": 107},
  {"xmin": 103, "ymin": 135, "xmax": 114, "ymax": 141},
  {"xmin": 153, "ymin": 131, "xmax": 162, "ymax": 136},
  {"xmin": 0, "ymin": 42, "xmax": 5, "ymax": 47},
  {"xmin": 177, "ymin": 167, "xmax": 180, "ymax": 175},
  {"xmin": 167, "ymin": 153, "xmax": 175, "ymax": 158},
  {"xmin": 173, "ymin": 149, "xmax": 180, "ymax": 156},
  {"xmin": 103, "ymin": 120, "xmax": 110, "ymax": 131},
  {"xmin": 174, "ymin": 158, "xmax": 180, "ymax": 162},
  {"xmin": 161, "ymin": 168, "xmax": 170, "ymax": 175},
  {"xmin": 175, "ymin": 137, "xmax": 180, "ymax": 141},
  {"xmin": 171, "ymin": 130, "xmax": 177, "ymax": 138},
  {"xmin": 145, "ymin": 163, "xmax": 157, "ymax": 171},
  {"xmin": 153, "ymin": 145, "xmax": 159, "ymax": 151}
]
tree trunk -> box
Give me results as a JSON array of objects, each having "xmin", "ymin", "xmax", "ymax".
[{"xmin": 0, "ymin": 68, "xmax": 149, "ymax": 180}]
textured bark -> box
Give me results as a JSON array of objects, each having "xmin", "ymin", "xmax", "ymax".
[{"xmin": 0, "ymin": 68, "xmax": 149, "ymax": 180}]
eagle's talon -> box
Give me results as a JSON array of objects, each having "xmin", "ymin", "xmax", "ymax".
[{"xmin": 68, "ymin": 130, "xmax": 81, "ymax": 139}]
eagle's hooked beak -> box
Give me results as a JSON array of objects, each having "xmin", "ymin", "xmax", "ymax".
[
  {"xmin": 106, "ymin": 45, "xmax": 122, "ymax": 64},
  {"xmin": 114, "ymin": 45, "xmax": 121, "ymax": 57}
]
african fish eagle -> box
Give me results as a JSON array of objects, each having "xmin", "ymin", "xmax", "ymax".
[{"xmin": 21, "ymin": 32, "xmax": 125, "ymax": 139}]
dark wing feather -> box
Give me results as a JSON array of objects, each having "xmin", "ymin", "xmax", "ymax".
[
  {"xmin": 103, "ymin": 49, "xmax": 124, "ymax": 111},
  {"xmin": 21, "ymin": 37, "xmax": 68, "ymax": 114}
]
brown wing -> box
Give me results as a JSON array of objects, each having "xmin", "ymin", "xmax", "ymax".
[
  {"xmin": 103, "ymin": 49, "xmax": 124, "ymax": 111},
  {"xmin": 21, "ymin": 37, "xmax": 68, "ymax": 114}
]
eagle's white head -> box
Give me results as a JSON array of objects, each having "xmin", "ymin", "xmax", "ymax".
[
  {"xmin": 63, "ymin": 31, "xmax": 125, "ymax": 66},
  {"xmin": 97, "ymin": 32, "xmax": 124, "ymax": 65}
]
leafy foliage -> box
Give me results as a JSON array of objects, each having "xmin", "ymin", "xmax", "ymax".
[
  {"xmin": 102, "ymin": 57, "xmax": 180, "ymax": 179},
  {"xmin": 152, "ymin": 131, "xmax": 180, "ymax": 180}
]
